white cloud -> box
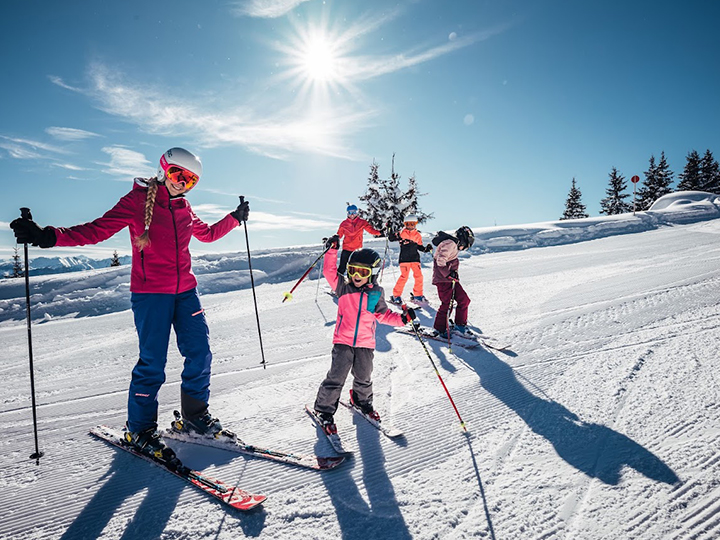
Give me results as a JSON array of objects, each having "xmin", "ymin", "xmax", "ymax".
[
  {"xmin": 0, "ymin": 136, "xmax": 67, "ymax": 159},
  {"xmin": 231, "ymin": 0, "xmax": 311, "ymax": 18},
  {"xmin": 192, "ymin": 205, "xmax": 335, "ymax": 231},
  {"xmin": 52, "ymin": 162, "xmax": 88, "ymax": 171},
  {"xmin": 72, "ymin": 63, "xmax": 373, "ymax": 161},
  {"xmin": 46, "ymin": 127, "xmax": 102, "ymax": 141},
  {"xmin": 100, "ymin": 146, "xmax": 153, "ymax": 178}
]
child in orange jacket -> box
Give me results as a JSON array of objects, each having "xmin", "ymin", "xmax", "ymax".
[{"xmin": 387, "ymin": 214, "xmax": 432, "ymax": 304}]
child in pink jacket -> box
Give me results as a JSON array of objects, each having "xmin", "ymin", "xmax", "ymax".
[{"xmin": 313, "ymin": 236, "xmax": 415, "ymax": 433}]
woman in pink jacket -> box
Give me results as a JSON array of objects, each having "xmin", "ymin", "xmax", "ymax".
[
  {"xmin": 10, "ymin": 148, "xmax": 249, "ymax": 461},
  {"xmin": 312, "ymin": 236, "xmax": 416, "ymax": 434}
]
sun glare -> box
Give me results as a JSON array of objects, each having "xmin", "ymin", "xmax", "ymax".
[{"xmin": 302, "ymin": 36, "xmax": 338, "ymax": 82}]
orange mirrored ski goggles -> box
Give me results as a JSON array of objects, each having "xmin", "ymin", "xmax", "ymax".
[
  {"xmin": 165, "ymin": 166, "xmax": 199, "ymax": 191},
  {"xmin": 347, "ymin": 264, "xmax": 372, "ymax": 279}
]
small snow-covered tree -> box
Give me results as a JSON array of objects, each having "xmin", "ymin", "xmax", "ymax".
[
  {"xmin": 560, "ymin": 177, "xmax": 589, "ymax": 220},
  {"xmin": 677, "ymin": 150, "xmax": 702, "ymax": 191},
  {"xmin": 12, "ymin": 246, "xmax": 23, "ymax": 278},
  {"xmin": 110, "ymin": 250, "xmax": 121, "ymax": 267},
  {"xmin": 637, "ymin": 152, "xmax": 673, "ymax": 210},
  {"xmin": 699, "ymin": 149, "xmax": 720, "ymax": 194},
  {"xmin": 400, "ymin": 174, "xmax": 434, "ymax": 225},
  {"xmin": 599, "ymin": 167, "xmax": 631, "ymax": 215},
  {"xmin": 358, "ymin": 154, "xmax": 433, "ymax": 233}
]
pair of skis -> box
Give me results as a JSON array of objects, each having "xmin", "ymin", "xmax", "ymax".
[
  {"xmin": 90, "ymin": 411, "xmax": 347, "ymax": 512},
  {"xmin": 397, "ymin": 324, "xmax": 509, "ymax": 351},
  {"xmin": 305, "ymin": 398, "xmax": 404, "ymax": 455}
]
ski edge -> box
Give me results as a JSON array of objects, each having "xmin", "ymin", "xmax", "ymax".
[
  {"xmin": 161, "ymin": 429, "xmax": 345, "ymax": 471},
  {"xmin": 304, "ymin": 405, "xmax": 353, "ymax": 455},
  {"xmin": 338, "ymin": 400, "xmax": 404, "ymax": 438},
  {"xmin": 89, "ymin": 425, "xmax": 266, "ymax": 511}
]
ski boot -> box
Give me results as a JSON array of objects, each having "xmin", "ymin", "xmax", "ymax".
[
  {"xmin": 431, "ymin": 329, "xmax": 449, "ymax": 339},
  {"xmin": 389, "ymin": 296, "xmax": 403, "ymax": 305},
  {"xmin": 124, "ymin": 425, "xmax": 177, "ymax": 462},
  {"xmin": 410, "ymin": 295, "xmax": 427, "ymax": 303},
  {"xmin": 171, "ymin": 410, "xmax": 238, "ymax": 442},
  {"xmin": 453, "ymin": 324, "xmax": 474, "ymax": 338},
  {"xmin": 315, "ymin": 410, "xmax": 338, "ymax": 435},
  {"xmin": 349, "ymin": 390, "xmax": 381, "ymax": 422}
]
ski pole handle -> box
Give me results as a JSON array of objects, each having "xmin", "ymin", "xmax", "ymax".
[{"xmin": 20, "ymin": 207, "xmax": 32, "ymax": 221}]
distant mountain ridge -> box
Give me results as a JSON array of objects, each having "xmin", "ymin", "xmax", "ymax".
[{"xmin": 0, "ymin": 254, "xmax": 132, "ymax": 278}]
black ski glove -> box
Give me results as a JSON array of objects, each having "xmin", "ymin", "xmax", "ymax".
[
  {"xmin": 448, "ymin": 270, "xmax": 459, "ymax": 282},
  {"xmin": 325, "ymin": 235, "xmax": 340, "ymax": 249},
  {"xmin": 231, "ymin": 199, "xmax": 250, "ymax": 223},
  {"xmin": 423, "ymin": 244, "xmax": 433, "ymax": 252},
  {"xmin": 10, "ymin": 217, "xmax": 56, "ymax": 248},
  {"xmin": 401, "ymin": 306, "xmax": 417, "ymax": 324}
]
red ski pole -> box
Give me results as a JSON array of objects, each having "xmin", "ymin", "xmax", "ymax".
[
  {"xmin": 408, "ymin": 314, "xmax": 467, "ymax": 432},
  {"xmin": 282, "ymin": 245, "xmax": 332, "ymax": 303}
]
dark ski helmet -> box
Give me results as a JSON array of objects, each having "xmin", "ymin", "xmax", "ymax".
[
  {"xmin": 455, "ymin": 226, "xmax": 475, "ymax": 249},
  {"xmin": 347, "ymin": 248, "xmax": 382, "ymax": 281}
]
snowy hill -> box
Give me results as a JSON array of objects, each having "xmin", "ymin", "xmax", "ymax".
[{"xmin": 2, "ymin": 193, "xmax": 720, "ymax": 539}]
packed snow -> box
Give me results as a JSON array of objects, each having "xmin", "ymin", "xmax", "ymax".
[{"xmin": 2, "ymin": 191, "xmax": 720, "ymax": 539}]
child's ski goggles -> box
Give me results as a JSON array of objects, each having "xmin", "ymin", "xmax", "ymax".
[
  {"xmin": 347, "ymin": 264, "xmax": 372, "ymax": 279},
  {"xmin": 165, "ymin": 166, "xmax": 199, "ymax": 191},
  {"xmin": 347, "ymin": 210, "xmax": 358, "ymax": 216}
]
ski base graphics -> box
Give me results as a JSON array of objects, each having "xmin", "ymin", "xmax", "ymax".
[{"xmin": 90, "ymin": 425, "xmax": 266, "ymax": 511}]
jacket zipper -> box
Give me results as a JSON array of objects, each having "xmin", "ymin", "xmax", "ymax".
[
  {"xmin": 352, "ymin": 291, "xmax": 364, "ymax": 347},
  {"xmin": 169, "ymin": 203, "xmax": 180, "ymax": 294},
  {"xmin": 140, "ymin": 251, "xmax": 146, "ymax": 282}
]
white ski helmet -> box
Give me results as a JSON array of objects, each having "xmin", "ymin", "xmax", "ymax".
[
  {"xmin": 404, "ymin": 214, "xmax": 419, "ymax": 224},
  {"xmin": 157, "ymin": 147, "xmax": 203, "ymax": 182}
]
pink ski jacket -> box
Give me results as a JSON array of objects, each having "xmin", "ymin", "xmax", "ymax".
[
  {"xmin": 432, "ymin": 238, "xmax": 460, "ymax": 285},
  {"xmin": 323, "ymin": 249, "xmax": 404, "ymax": 349},
  {"xmin": 336, "ymin": 217, "xmax": 380, "ymax": 251},
  {"xmin": 51, "ymin": 179, "xmax": 239, "ymax": 294}
]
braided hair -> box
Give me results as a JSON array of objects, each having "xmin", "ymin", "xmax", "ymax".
[{"xmin": 133, "ymin": 177, "xmax": 160, "ymax": 250}]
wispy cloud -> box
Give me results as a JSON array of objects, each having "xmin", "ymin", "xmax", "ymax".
[
  {"xmin": 46, "ymin": 127, "xmax": 102, "ymax": 141},
  {"xmin": 100, "ymin": 146, "xmax": 153, "ymax": 178},
  {"xmin": 230, "ymin": 0, "xmax": 311, "ymax": 18},
  {"xmin": 52, "ymin": 162, "xmax": 89, "ymax": 171},
  {"xmin": 0, "ymin": 136, "xmax": 67, "ymax": 159},
  {"xmin": 51, "ymin": 63, "xmax": 374, "ymax": 161},
  {"xmin": 192, "ymin": 204, "xmax": 335, "ymax": 231}
]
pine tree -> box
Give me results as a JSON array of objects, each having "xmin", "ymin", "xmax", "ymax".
[
  {"xmin": 400, "ymin": 174, "xmax": 434, "ymax": 224},
  {"xmin": 110, "ymin": 250, "xmax": 121, "ymax": 267},
  {"xmin": 599, "ymin": 167, "xmax": 631, "ymax": 215},
  {"xmin": 12, "ymin": 246, "xmax": 23, "ymax": 278},
  {"xmin": 358, "ymin": 160, "xmax": 390, "ymax": 230},
  {"xmin": 699, "ymin": 149, "xmax": 720, "ymax": 193},
  {"xmin": 637, "ymin": 152, "xmax": 673, "ymax": 210},
  {"xmin": 677, "ymin": 150, "xmax": 702, "ymax": 191},
  {"xmin": 358, "ymin": 154, "xmax": 433, "ymax": 233},
  {"xmin": 560, "ymin": 177, "xmax": 589, "ymax": 220}
]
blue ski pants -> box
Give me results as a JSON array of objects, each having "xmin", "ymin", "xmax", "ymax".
[{"xmin": 127, "ymin": 288, "xmax": 212, "ymax": 433}]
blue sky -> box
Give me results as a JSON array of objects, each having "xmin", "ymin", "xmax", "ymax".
[{"xmin": 2, "ymin": 0, "xmax": 719, "ymax": 258}]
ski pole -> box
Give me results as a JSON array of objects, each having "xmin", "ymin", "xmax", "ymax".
[
  {"xmin": 315, "ymin": 241, "xmax": 325, "ymax": 302},
  {"xmin": 282, "ymin": 244, "xmax": 332, "ymax": 303},
  {"xmin": 19, "ymin": 208, "xmax": 44, "ymax": 465},
  {"xmin": 238, "ymin": 196, "xmax": 267, "ymax": 369},
  {"xmin": 446, "ymin": 280, "xmax": 457, "ymax": 351},
  {"xmin": 408, "ymin": 313, "xmax": 467, "ymax": 432}
]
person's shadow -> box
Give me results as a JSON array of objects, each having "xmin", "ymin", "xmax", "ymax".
[
  {"xmin": 316, "ymin": 419, "xmax": 412, "ymax": 540},
  {"xmin": 61, "ymin": 443, "xmax": 266, "ymax": 539},
  {"xmin": 454, "ymin": 347, "xmax": 679, "ymax": 486}
]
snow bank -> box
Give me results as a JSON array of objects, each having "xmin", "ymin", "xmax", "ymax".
[{"xmin": 1, "ymin": 191, "xmax": 718, "ymax": 325}]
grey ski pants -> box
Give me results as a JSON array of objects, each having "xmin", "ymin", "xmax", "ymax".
[{"xmin": 314, "ymin": 344, "xmax": 375, "ymax": 414}]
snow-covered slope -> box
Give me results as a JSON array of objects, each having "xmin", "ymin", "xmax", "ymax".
[{"xmin": 2, "ymin": 202, "xmax": 720, "ymax": 539}]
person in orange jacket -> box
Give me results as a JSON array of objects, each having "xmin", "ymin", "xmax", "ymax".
[
  {"xmin": 336, "ymin": 204, "xmax": 382, "ymax": 275},
  {"xmin": 387, "ymin": 214, "xmax": 433, "ymax": 304}
]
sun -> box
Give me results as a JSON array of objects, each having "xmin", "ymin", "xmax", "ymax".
[{"xmin": 301, "ymin": 35, "xmax": 339, "ymax": 82}]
